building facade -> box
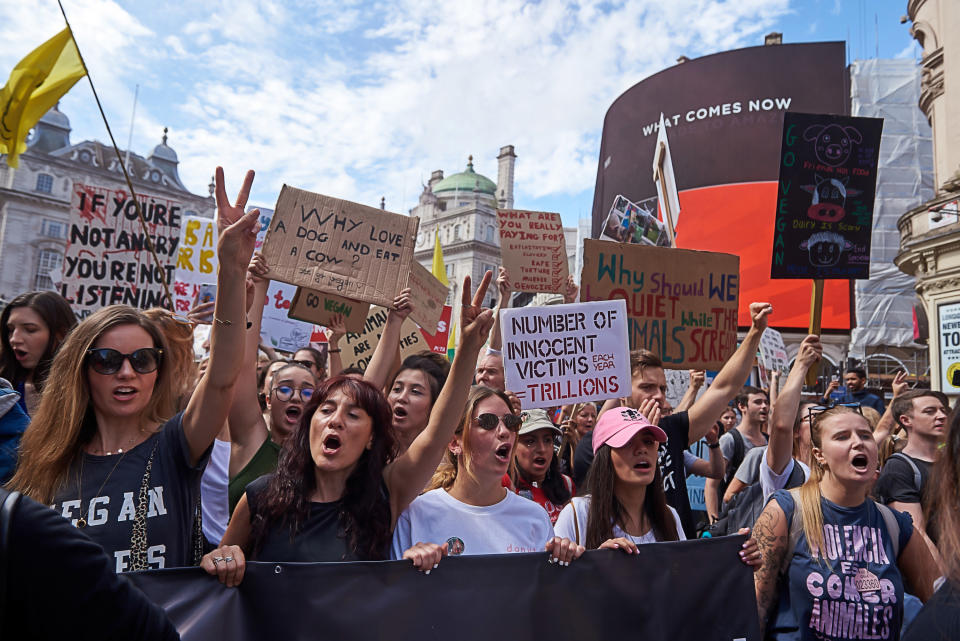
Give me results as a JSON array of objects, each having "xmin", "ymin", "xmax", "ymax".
[
  {"xmin": 896, "ymin": 0, "xmax": 960, "ymax": 396},
  {"xmin": 0, "ymin": 105, "xmax": 214, "ymax": 304}
]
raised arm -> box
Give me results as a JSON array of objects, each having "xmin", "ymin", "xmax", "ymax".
[
  {"xmin": 488, "ymin": 266, "xmax": 511, "ymax": 352},
  {"xmin": 384, "ymin": 271, "xmax": 494, "ymax": 523},
  {"xmin": 766, "ymin": 335, "xmax": 821, "ymax": 476},
  {"xmin": 226, "ymin": 253, "xmax": 271, "ymax": 478},
  {"xmin": 325, "ymin": 314, "xmax": 347, "ymax": 377},
  {"xmin": 182, "ymin": 168, "xmax": 259, "ymax": 465},
  {"xmin": 687, "ymin": 303, "xmax": 772, "ymax": 444},
  {"xmin": 873, "ymin": 370, "xmax": 908, "ymax": 445},
  {"xmin": 363, "ymin": 289, "xmax": 412, "ymax": 391},
  {"xmin": 675, "ymin": 370, "xmax": 704, "ymax": 413}
]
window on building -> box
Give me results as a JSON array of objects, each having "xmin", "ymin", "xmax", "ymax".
[
  {"xmin": 454, "ymin": 224, "xmax": 461, "ymax": 241},
  {"xmin": 446, "ymin": 263, "xmax": 455, "ymax": 281},
  {"xmin": 485, "ymin": 225, "xmax": 494, "ymax": 243},
  {"xmin": 34, "ymin": 249, "xmax": 63, "ymax": 291},
  {"xmin": 41, "ymin": 219, "xmax": 67, "ymax": 239},
  {"xmin": 36, "ymin": 173, "xmax": 54, "ymax": 194}
]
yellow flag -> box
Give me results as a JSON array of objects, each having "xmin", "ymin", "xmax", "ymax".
[
  {"xmin": 0, "ymin": 28, "xmax": 86, "ymax": 168},
  {"xmin": 446, "ymin": 321, "xmax": 456, "ymax": 360},
  {"xmin": 431, "ymin": 229, "xmax": 449, "ymax": 287}
]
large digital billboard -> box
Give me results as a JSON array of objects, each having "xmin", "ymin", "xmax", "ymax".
[{"xmin": 591, "ymin": 42, "xmax": 851, "ymax": 330}]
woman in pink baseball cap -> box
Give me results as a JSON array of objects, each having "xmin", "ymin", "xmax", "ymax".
[{"xmin": 555, "ymin": 406, "xmax": 763, "ymax": 565}]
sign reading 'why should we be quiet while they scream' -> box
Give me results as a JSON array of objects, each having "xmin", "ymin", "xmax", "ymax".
[{"xmin": 581, "ymin": 240, "xmax": 739, "ymax": 370}]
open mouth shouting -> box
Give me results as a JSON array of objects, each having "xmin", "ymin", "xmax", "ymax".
[
  {"xmin": 392, "ymin": 405, "xmax": 408, "ymax": 423},
  {"xmin": 850, "ymin": 453, "xmax": 870, "ymax": 474},
  {"xmin": 284, "ymin": 405, "xmax": 303, "ymax": 426},
  {"xmin": 13, "ymin": 348, "xmax": 28, "ymax": 362},
  {"xmin": 321, "ymin": 433, "xmax": 342, "ymax": 456},
  {"xmin": 494, "ymin": 443, "xmax": 512, "ymax": 464},
  {"xmin": 632, "ymin": 459, "xmax": 654, "ymax": 473},
  {"xmin": 113, "ymin": 386, "xmax": 138, "ymax": 401}
]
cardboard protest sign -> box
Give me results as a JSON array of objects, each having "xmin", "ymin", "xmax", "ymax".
[
  {"xmin": 771, "ymin": 112, "xmax": 883, "ymax": 280},
  {"xmin": 501, "ymin": 300, "xmax": 630, "ymax": 409},
  {"xmin": 419, "ymin": 305, "xmax": 452, "ymax": 355},
  {"xmin": 496, "ymin": 210, "xmax": 568, "ymax": 293},
  {"xmin": 581, "ymin": 239, "xmax": 739, "ymax": 370},
  {"xmin": 337, "ymin": 307, "xmax": 425, "ymax": 372},
  {"xmin": 261, "ymin": 186, "xmax": 419, "ymax": 307},
  {"xmin": 288, "ymin": 288, "xmax": 370, "ymax": 334},
  {"xmin": 407, "ymin": 261, "xmax": 448, "ymax": 333},
  {"xmin": 173, "ymin": 216, "xmax": 218, "ymax": 314},
  {"xmin": 757, "ymin": 328, "xmax": 789, "ymax": 385},
  {"xmin": 61, "ymin": 182, "xmax": 182, "ymax": 318}
]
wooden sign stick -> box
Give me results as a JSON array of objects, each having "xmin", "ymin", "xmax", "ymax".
[
  {"xmin": 653, "ymin": 145, "xmax": 677, "ymax": 248},
  {"xmin": 805, "ymin": 279, "xmax": 825, "ymax": 386}
]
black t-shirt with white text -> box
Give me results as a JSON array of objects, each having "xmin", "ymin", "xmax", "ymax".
[
  {"xmin": 572, "ymin": 412, "xmax": 693, "ymax": 537},
  {"xmin": 52, "ymin": 412, "xmax": 209, "ymax": 573}
]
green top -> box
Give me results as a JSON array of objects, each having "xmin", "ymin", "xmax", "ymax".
[
  {"xmin": 228, "ymin": 438, "xmax": 282, "ymax": 516},
  {"xmin": 432, "ymin": 156, "xmax": 497, "ymax": 195}
]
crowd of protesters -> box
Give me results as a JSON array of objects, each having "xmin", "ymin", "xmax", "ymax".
[{"xmin": 1, "ymin": 168, "xmax": 959, "ymax": 640}]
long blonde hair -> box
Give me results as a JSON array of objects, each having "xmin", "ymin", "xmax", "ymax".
[
  {"xmin": 9, "ymin": 305, "xmax": 174, "ymax": 503},
  {"xmin": 427, "ymin": 385, "xmax": 516, "ymax": 491},
  {"xmin": 143, "ymin": 307, "xmax": 198, "ymax": 415},
  {"xmin": 795, "ymin": 405, "xmax": 869, "ymax": 562}
]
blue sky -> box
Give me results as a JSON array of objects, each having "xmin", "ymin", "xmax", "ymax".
[{"xmin": 4, "ymin": 1, "xmax": 919, "ymax": 227}]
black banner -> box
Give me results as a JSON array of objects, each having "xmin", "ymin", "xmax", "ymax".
[
  {"xmin": 129, "ymin": 535, "xmax": 759, "ymax": 641},
  {"xmin": 771, "ymin": 112, "xmax": 883, "ymax": 280}
]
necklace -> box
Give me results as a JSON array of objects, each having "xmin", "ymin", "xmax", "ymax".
[
  {"xmin": 91, "ymin": 432, "xmax": 141, "ymax": 456},
  {"xmin": 76, "ymin": 450, "xmax": 127, "ymax": 528}
]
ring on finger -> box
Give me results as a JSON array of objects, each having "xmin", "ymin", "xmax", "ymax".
[
  {"xmin": 224, "ymin": 556, "xmax": 234, "ymax": 562},
  {"xmin": 213, "ymin": 557, "xmax": 223, "ymax": 565}
]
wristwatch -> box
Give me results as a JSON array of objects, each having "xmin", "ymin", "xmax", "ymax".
[{"xmin": 708, "ymin": 442, "xmax": 720, "ymax": 449}]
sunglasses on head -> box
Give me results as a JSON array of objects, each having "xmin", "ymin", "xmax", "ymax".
[
  {"xmin": 806, "ymin": 402, "xmax": 863, "ymax": 425},
  {"xmin": 86, "ymin": 348, "xmax": 163, "ymax": 375},
  {"xmin": 291, "ymin": 359, "xmax": 316, "ymax": 369},
  {"xmin": 273, "ymin": 384, "xmax": 315, "ymax": 402},
  {"xmin": 473, "ymin": 413, "xmax": 522, "ymax": 432}
]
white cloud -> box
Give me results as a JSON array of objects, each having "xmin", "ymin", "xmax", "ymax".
[{"xmin": 895, "ymin": 41, "xmax": 918, "ymax": 59}]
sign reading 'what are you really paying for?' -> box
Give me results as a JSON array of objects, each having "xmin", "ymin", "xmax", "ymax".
[
  {"xmin": 502, "ymin": 300, "xmax": 630, "ymax": 409},
  {"xmin": 771, "ymin": 112, "xmax": 883, "ymax": 280},
  {"xmin": 261, "ymin": 186, "xmax": 419, "ymax": 308},
  {"xmin": 581, "ymin": 240, "xmax": 739, "ymax": 370},
  {"xmin": 496, "ymin": 209, "xmax": 569, "ymax": 293},
  {"xmin": 61, "ymin": 182, "xmax": 182, "ymax": 318}
]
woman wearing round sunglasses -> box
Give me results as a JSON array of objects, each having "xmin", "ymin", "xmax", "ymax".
[
  {"xmin": 391, "ymin": 386, "xmax": 584, "ymax": 567},
  {"xmin": 10, "ymin": 168, "xmax": 260, "ymax": 572},
  {"xmin": 200, "ymin": 273, "xmax": 497, "ymax": 584},
  {"xmin": 225, "ymin": 254, "xmax": 320, "ymax": 515}
]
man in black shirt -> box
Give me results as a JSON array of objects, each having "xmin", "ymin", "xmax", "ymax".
[
  {"xmin": 874, "ymin": 389, "xmax": 948, "ymax": 562},
  {"xmin": 574, "ymin": 302, "xmax": 772, "ymax": 538}
]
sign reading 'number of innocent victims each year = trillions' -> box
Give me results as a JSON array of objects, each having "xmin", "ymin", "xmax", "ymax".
[
  {"xmin": 580, "ymin": 239, "xmax": 740, "ymax": 371},
  {"xmin": 501, "ymin": 300, "xmax": 631, "ymax": 409}
]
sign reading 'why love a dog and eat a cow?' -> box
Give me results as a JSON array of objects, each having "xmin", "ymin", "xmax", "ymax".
[{"xmin": 771, "ymin": 112, "xmax": 883, "ymax": 280}]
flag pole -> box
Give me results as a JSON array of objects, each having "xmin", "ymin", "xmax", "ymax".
[{"xmin": 56, "ymin": 0, "xmax": 174, "ymax": 310}]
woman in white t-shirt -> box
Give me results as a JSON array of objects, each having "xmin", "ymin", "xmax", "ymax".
[
  {"xmin": 555, "ymin": 404, "xmax": 763, "ymax": 565},
  {"xmin": 391, "ymin": 386, "xmax": 584, "ymax": 567}
]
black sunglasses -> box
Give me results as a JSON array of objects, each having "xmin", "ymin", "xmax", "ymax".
[
  {"xmin": 86, "ymin": 348, "xmax": 163, "ymax": 375},
  {"xmin": 806, "ymin": 402, "xmax": 863, "ymax": 425},
  {"xmin": 291, "ymin": 359, "xmax": 316, "ymax": 369},
  {"xmin": 474, "ymin": 413, "xmax": 522, "ymax": 432}
]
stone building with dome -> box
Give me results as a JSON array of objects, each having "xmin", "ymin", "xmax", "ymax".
[
  {"xmin": 0, "ymin": 105, "xmax": 214, "ymax": 302},
  {"xmin": 411, "ymin": 146, "xmax": 517, "ymax": 320}
]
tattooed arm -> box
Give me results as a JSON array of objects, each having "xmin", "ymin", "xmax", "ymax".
[{"xmin": 752, "ymin": 500, "xmax": 789, "ymax": 632}]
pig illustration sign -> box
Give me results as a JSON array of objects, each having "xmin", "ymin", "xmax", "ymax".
[{"xmin": 771, "ymin": 112, "xmax": 883, "ymax": 280}]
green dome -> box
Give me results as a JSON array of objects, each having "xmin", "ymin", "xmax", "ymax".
[{"xmin": 433, "ymin": 156, "xmax": 497, "ymax": 195}]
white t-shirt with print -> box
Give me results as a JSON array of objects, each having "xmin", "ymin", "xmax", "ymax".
[
  {"xmin": 391, "ymin": 488, "xmax": 554, "ymax": 559},
  {"xmin": 553, "ymin": 495, "xmax": 686, "ymax": 546}
]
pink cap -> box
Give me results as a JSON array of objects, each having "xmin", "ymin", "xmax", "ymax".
[{"xmin": 592, "ymin": 407, "xmax": 668, "ymax": 453}]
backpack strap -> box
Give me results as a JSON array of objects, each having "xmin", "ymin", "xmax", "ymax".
[
  {"xmin": 874, "ymin": 502, "xmax": 902, "ymax": 559},
  {"xmin": 724, "ymin": 429, "xmax": 746, "ymax": 485},
  {"xmin": 889, "ymin": 452, "xmax": 922, "ymax": 494},
  {"xmin": 572, "ymin": 500, "xmax": 581, "ymax": 546}
]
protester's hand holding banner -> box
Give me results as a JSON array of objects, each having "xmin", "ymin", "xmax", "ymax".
[
  {"xmin": 501, "ymin": 300, "xmax": 630, "ymax": 409},
  {"xmin": 581, "ymin": 239, "xmax": 740, "ymax": 370}
]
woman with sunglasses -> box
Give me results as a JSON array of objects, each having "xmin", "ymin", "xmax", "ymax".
[
  {"xmin": 226, "ymin": 253, "xmax": 318, "ymax": 514},
  {"xmin": 391, "ymin": 386, "xmax": 583, "ymax": 566},
  {"xmin": 752, "ymin": 400, "xmax": 939, "ymax": 638},
  {"xmin": 9, "ymin": 168, "xmax": 259, "ymax": 571},
  {"xmin": 201, "ymin": 273, "xmax": 496, "ymax": 583}
]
